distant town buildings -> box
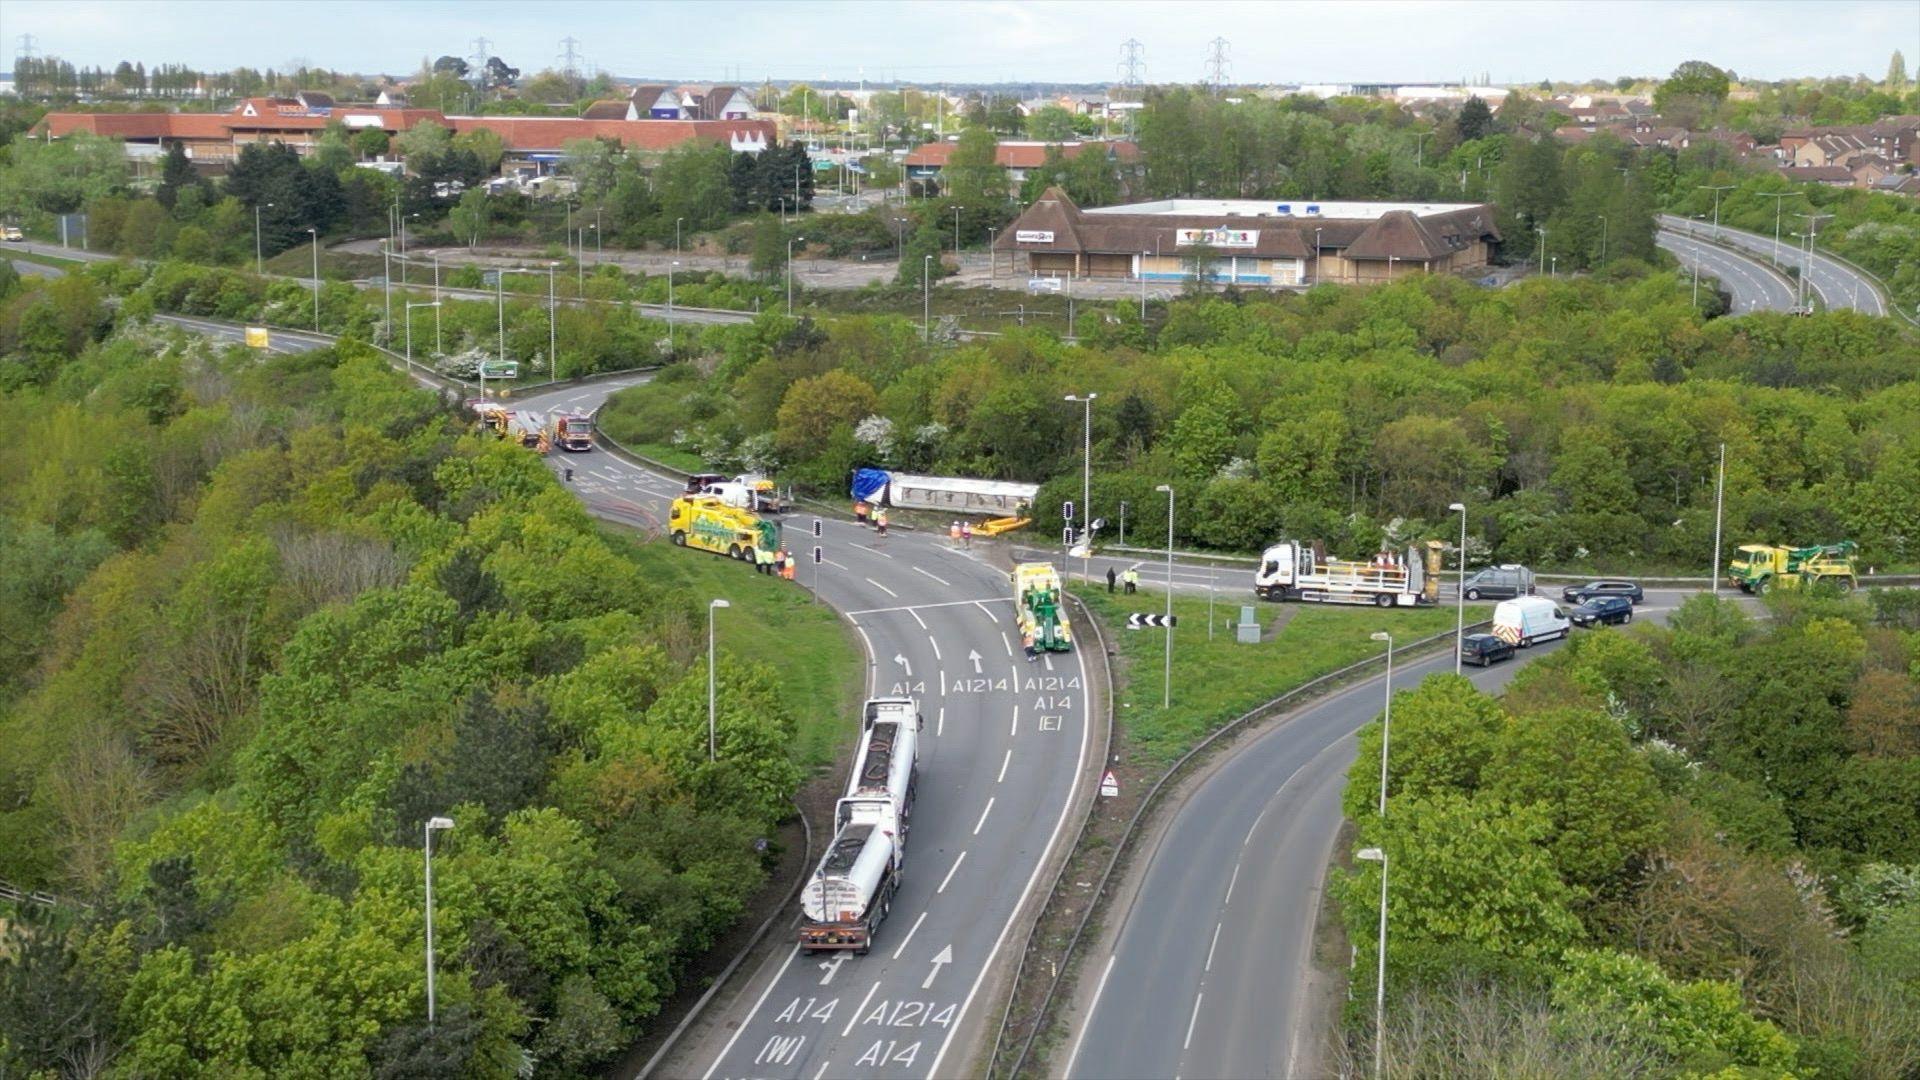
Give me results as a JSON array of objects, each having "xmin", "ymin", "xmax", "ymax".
[
  {"xmin": 902, "ymin": 139, "xmax": 1141, "ymax": 184},
  {"xmin": 994, "ymin": 188, "xmax": 1499, "ymax": 286}
]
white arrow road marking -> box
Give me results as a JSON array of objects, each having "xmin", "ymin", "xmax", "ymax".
[
  {"xmin": 866, "ymin": 577, "xmax": 898, "ymax": 598},
  {"xmin": 818, "ymin": 954, "xmax": 847, "ymax": 985},
  {"xmin": 894, "ymin": 653, "xmax": 913, "ymax": 677},
  {"xmin": 912, "ymin": 565, "xmax": 952, "ymax": 587},
  {"xmin": 969, "ymin": 649, "xmax": 983, "ymax": 673},
  {"xmin": 923, "ymin": 945, "xmax": 953, "ymax": 989}
]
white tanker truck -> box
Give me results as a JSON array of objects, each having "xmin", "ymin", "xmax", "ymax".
[{"xmin": 801, "ymin": 697, "xmax": 922, "ymax": 954}]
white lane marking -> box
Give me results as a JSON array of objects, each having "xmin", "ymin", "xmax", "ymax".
[
  {"xmin": 1184, "ymin": 992, "xmax": 1205, "ymax": 1050},
  {"xmin": 997, "ymin": 748, "xmax": 1013, "ymax": 782},
  {"xmin": 1064, "ymin": 954, "xmax": 1118, "ymax": 1077},
  {"xmin": 912, "ymin": 565, "xmax": 952, "ymax": 587},
  {"xmin": 928, "ymin": 636, "xmax": 942, "ymax": 661},
  {"xmin": 844, "ymin": 597, "xmax": 1011, "ymax": 616},
  {"xmin": 813, "ymin": 1063, "xmax": 832, "ymax": 1080},
  {"xmin": 940, "ymin": 670, "xmax": 947, "ymax": 697},
  {"xmin": 972, "ymin": 797, "xmax": 995, "ymax": 835},
  {"xmin": 1001, "ymin": 631, "xmax": 1013, "ymax": 656},
  {"xmin": 938, "ymin": 851, "xmax": 967, "ymax": 893},
  {"xmin": 1225, "ymin": 863, "xmax": 1240, "ymax": 907},
  {"xmin": 1206, "ymin": 922, "xmax": 1222, "ymax": 973},
  {"xmin": 865, "ymin": 577, "xmax": 898, "ymax": 599},
  {"xmin": 1010, "ymin": 705, "xmax": 1019, "ymax": 737},
  {"xmin": 891, "ymin": 910, "xmax": 929, "ymax": 960},
  {"xmin": 1044, "ymin": 653, "xmax": 1055, "ymax": 671},
  {"xmin": 937, "ymin": 706, "xmax": 945, "ymax": 736},
  {"xmin": 853, "ymin": 625, "xmax": 879, "ymax": 696},
  {"xmin": 823, "ymin": 558, "xmax": 850, "ymax": 570},
  {"xmin": 925, "ymin": 589, "xmax": 1093, "ymax": 1080},
  {"xmin": 907, "ymin": 606, "xmax": 928, "ymax": 630},
  {"xmin": 700, "ymin": 945, "xmax": 800, "ymax": 1079},
  {"xmin": 841, "ymin": 979, "xmax": 881, "ymax": 1038},
  {"xmin": 859, "ymin": 543, "xmax": 894, "ymax": 559},
  {"xmin": 974, "ymin": 600, "xmax": 999, "ymax": 623}
]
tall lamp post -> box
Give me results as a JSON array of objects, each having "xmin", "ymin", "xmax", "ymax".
[
  {"xmin": 1155, "ymin": 483, "xmax": 1175, "ymax": 708},
  {"xmin": 1356, "ymin": 845, "xmax": 1389, "ymax": 1080},
  {"xmin": 1698, "ymin": 183, "xmax": 1735, "ymax": 238},
  {"xmin": 708, "ymin": 599, "xmax": 731, "ymax": 762},
  {"xmin": 253, "ymin": 201, "xmax": 273, "ymax": 276},
  {"xmin": 675, "ymin": 215, "xmax": 685, "ymax": 256},
  {"xmin": 922, "ymin": 254, "xmax": 934, "ymax": 341},
  {"xmin": 404, "ymin": 301, "xmax": 440, "ymax": 379},
  {"xmin": 1065, "ymin": 393, "xmax": 1098, "ymax": 583},
  {"xmin": 1596, "ymin": 214, "xmax": 1608, "ymax": 266},
  {"xmin": 1449, "ymin": 502, "xmax": 1467, "ymax": 673},
  {"xmin": 1711, "ymin": 442, "xmax": 1726, "ymax": 595},
  {"xmin": 307, "ymin": 227, "xmax": 320, "ymax": 331},
  {"xmin": 423, "ymin": 815, "xmax": 455, "ymax": 1025},
  {"xmin": 1371, "ymin": 630, "xmax": 1394, "ymax": 817},
  {"xmin": 786, "ymin": 236, "xmax": 805, "ymax": 316},
  {"xmin": 668, "ymin": 260, "xmax": 679, "ymax": 355}
]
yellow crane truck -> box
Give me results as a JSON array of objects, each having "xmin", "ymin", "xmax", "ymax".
[
  {"xmin": 1727, "ymin": 541, "xmax": 1858, "ymax": 594},
  {"xmin": 669, "ymin": 495, "xmax": 781, "ymax": 563}
]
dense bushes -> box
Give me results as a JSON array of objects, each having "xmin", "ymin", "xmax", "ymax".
[
  {"xmin": 1336, "ymin": 593, "xmax": 1920, "ymax": 1076},
  {"xmin": 0, "ymin": 314, "xmax": 808, "ymax": 1075}
]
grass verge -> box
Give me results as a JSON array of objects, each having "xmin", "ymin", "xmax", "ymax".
[
  {"xmin": 596, "ymin": 524, "xmax": 861, "ymax": 774},
  {"xmin": 595, "ymin": 381, "xmax": 716, "ymax": 474},
  {"xmin": 1081, "ymin": 587, "xmax": 1482, "ymax": 766}
]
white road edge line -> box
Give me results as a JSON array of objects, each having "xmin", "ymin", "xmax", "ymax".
[
  {"xmin": 699, "ymin": 945, "xmax": 799, "ymax": 1080},
  {"xmin": 1184, "ymin": 992, "xmax": 1205, "ymax": 1051},
  {"xmin": 972, "ymin": 797, "xmax": 995, "ymax": 836},
  {"xmin": 928, "ymin": 636, "xmax": 942, "ymax": 661},
  {"xmin": 908, "ymin": 607, "xmax": 928, "ymax": 630},
  {"xmin": 997, "ymin": 748, "xmax": 1013, "ymax": 783},
  {"xmin": 891, "ymin": 910, "xmax": 929, "ymax": 960},
  {"xmin": 1206, "ymin": 922, "xmax": 1222, "ymax": 973},
  {"xmin": 1063, "ymin": 954, "xmax": 1118, "ymax": 1078},
  {"xmin": 937, "ymin": 706, "xmax": 945, "ymax": 737},
  {"xmin": 865, "ymin": 577, "xmax": 899, "ymax": 599},
  {"xmin": 1225, "ymin": 863, "xmax": 1240, "ymax": 907},
  {"xmin": 974, "ymin": 600, "xmax": 999, "ymax": 623},
  {"xmin": 938, "ymin": 851, "xmax": 967, "ymax": 894},
  {"xmin": 912, "ymin": 565, "xmax": 952, "ymax": 587},
  {"xmin": 925, "ymin": 611, "xmax": 1092, "ymax": 1079}
]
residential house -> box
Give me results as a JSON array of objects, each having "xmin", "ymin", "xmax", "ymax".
[
  {"xmin": 902, "ymin": 139, "xmax": 1140, "ymax": 183},
  {"xmin": 1868, "ymin": 115, "xmax": 1920, "ymax": 164},
  {"xmin": 628, "ymin": 85, "xmax": 688, "ymax": 119},
  {"xmin": 1871, "ymin": 173, "xmax": 1920, "ymax": 197},
  {"xmin": 1793, "ymin": 131, "xmax": 1874, "ymax": 168},
  {"xmin": 1850, "ymin": 158, "xmax": 1892, "ymax": 188},
  {"xmin": 682, "ymin": 85, "xmax": 755, "ymax": 121},
  {"xmin": 581, "ymin": 99, "xmax": 641, "ymax": 121},
  {"xmin": 1776, "ymin": 164, "xmax": 1856, "ymax": 188}
]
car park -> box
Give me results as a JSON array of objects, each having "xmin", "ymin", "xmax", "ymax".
[
  {"xmin": 1458, "ymin": 633, "xmax": 1515, "ymax": 666},
  {"xmin": 1461, "ymin": 564, "xmax": 1535, "ymax": 601},
  {"xmin": 1569, "ymin": 596, "xmax": 1634, "ymax": 627},
  {"xmin": 1561, "ymin": 579, "xmax": 1644, "ymax": 604}
]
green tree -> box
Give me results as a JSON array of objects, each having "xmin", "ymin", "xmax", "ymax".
[
  {"xmin": 944, "ymin": 125, "xmax": 1007, "ymax": 204},
  {"xmin": 1025, "ymin": 105, "xmax": 1078, "ymax": 142},
  {"xmin": 453, "ymin": 128, "xmax": 506, "ymax": 175},
  {"xmin": 448, "ymin": 188, "xmax": 490, "ymax": 249},
  {"xmin": 1890, "ymin": 49, "xmax": 1910, "ymax": 93},
  {"xmin": 352, "ymin": 127, "xmax": 391, "ymax": 160},
  {"xmin": 1551, "ymin": 948, "xmax": 1798, "ymax": 1071},
  {"xmin": 775, "ymin": 369, "xmax": 879, "ymax": 458},
  {"xmin": 1344, "ymin": 674, "xmax": 1507, "ymax": 822},
  {"xmin": 1485, "ymin": 707, "xmax": 1666, "ymax": 890},
  {"xmin": 156, "ymin": 141, "xmax": 203, "ymax": 210},
  {"xmin": 1655, "ymin": 60, "xmax": 1733, "ymax": 128},
  {"xmin": 1454, "ymin": 95, "xmax": 1494, "ymax": 142}
]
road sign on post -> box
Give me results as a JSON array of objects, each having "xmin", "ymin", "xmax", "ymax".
[
  {"xmin": 1099, "ymin": 770, "xmax": 1120, "ymax": 797},
  {"xmin": 1125, "ymin": 613, "xmax": 1179, "ymax": 629}
]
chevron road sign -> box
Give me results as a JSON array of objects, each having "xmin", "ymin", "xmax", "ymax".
[{"xmin": 1126, "ymin": 613, "xmax": 1178, "ymax": 629}]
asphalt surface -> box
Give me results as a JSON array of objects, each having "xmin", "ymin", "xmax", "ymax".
[
  {"xmin": 1658, "ymin": 214, "xmax": 1889, "ymax": 317},
  {"xmin": 1063, "ymin": 588, "xmax": 1721, "ymax": 1080},
  {"xmin": 147, "ymin": 313, "xmax": 1093, "ymax": 1080},
  {"xmin": 1654, "ymin": 228, "xmax": 1798, "ymax": 314}
]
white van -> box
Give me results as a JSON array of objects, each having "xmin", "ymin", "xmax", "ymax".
[{"xmin": 1491, "ymin": 596, "xmax": 1570, "ymax": 647}]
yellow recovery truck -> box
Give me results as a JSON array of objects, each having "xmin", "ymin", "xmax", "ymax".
[
  {"xmin": 1013, "ymin": 562, "xmax": 1073, "ymax": 652},
  {"xmin": 668, "ymin": 495, "xmax": 781, "ymax": 563}
]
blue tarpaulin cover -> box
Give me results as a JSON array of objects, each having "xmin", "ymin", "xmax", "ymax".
[{"xmin": 851, "ymin": 468, "xmax": 890, "ymax": 501}]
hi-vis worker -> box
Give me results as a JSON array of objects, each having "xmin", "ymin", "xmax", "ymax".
[
  {"xmin": 1122, "ymin": 567, "xmax": 1139, "ymax": 594},
  {"xmin": 949, "ymin": 521, "xmax": 962, "ymax": 542},
  {"xmin": 756, "ymin": 546, "xmax": 777, "ymax": 576},
  {"xmin": 854, "ymin": 500, "xmax": 871, "ymax": 528},
  {"xmin": 781, "ymin": 551, "xmax": 796, "ymax": 580},
  {"xmin": 874, "ymin": 509, "xmax": 889, "ymax": 537}
]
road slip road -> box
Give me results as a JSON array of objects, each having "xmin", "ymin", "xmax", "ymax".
[
  {"xmin": 1658, "ymin": 214, "xmax": 1888, "ymax": 317},
  {"xmin": 1065, "ymin": 590, "xmax": 1706, "ymax": 1080},
  {"xmin": 499, "ymin": 380, "xmax": 1092, "ymax": 1080},
  {"xmin": 1654, "ymin": 227, "xmax": 1797, "ymax": 313}
]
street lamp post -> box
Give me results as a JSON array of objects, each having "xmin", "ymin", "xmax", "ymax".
[
  {"xmin": 1711, "ymin": 442, "xmax": 1726, "ymax": 595},
  {"xmin": 950, "ymin": 204, "xmax": 961, "ymax": 257},
  {"xmin": 1449, "ymin": 502, "xmax": 1467, "ymax": 673},
  {"xmin": 668, "ymin": 260, "xmax": 679, "ymax": 355},
  {"xmin": 1597, "ymin": 214, "xmax": 1608, "ymax": 266},
  {"xmin": 1757, "ymin": 191, "xmax": 1793, "ymax": 268},
  {"xmin": 1065, "ymin": 394, "xmax": 1097, "ymax": 583},
  {"xmin": 253, "ymin": 201, "xmax": 273, "ymax": 276},
  {"xmin": 987, "ymin": 227, "xmax": 998, "ymax": 277},
  {"xmin": 423, "ymin": 815, "xmax": 455, "ymax": 1025},
  {"xmin": 676, "ymin": 216, "xmax": 685, "ymax": 256},
  {"xmin": 786, "ymin": 236, "xmax": 806, "ymax": 316},
  {"xmin": 1372, "ymin": 631, "xmax": 1393, "ymax": 816},
  {"xmin": 923, "ymin": 254, "xmax": 933, "ymax": 341},
  {"xmin": 1155, "ymin": 484, "xmax": 1174, "ymax": 709},
  {"xmin": 307, "ymin": 227, "xmax": 320, "ymax": 331},
  {"xmin": 1139, "ymin": 250, "xmax": 1149, "ymax": 318},
  {"xmin": 432, "ymin": 253, "xmax": 442, "ymax": 355},
  {"xmin": 1356, "ymin": 846, "xmax": 1388, "ymax": 1080},
  {"xmin": 1699, "ymin": 183, "xmax": 1735, "ymax": 238},
  {"xmin": 708, "ymin": 599, "xmax": 731, "ymax": 762},
  {"xmin": 404, "ymin": 301, "xmax": 440, "ymax": 379}
]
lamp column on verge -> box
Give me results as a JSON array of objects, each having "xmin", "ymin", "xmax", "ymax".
[
  {"xmin": 923, "ymin": 254, "xmax": 933, "ymax": 341},
  {"xmin": 1372, "ymin": 631, "xmax": 1394, "ymax": 815},
  {"xmin": 1711, "ymin": 442, "xmax": 1726, "ymax": 594},
  {"xmin": 1156, "ymin": 484, "xmax": 1174, "ymax": 708},
  {"xmin": 423, "ymin": 816, "xmax": 455, "ymax": 1025},
  {"xmin": 1356, "ymin": 846, "xmax": 1388, "ymax": 1080},
  {"xmin": 307, "ymin": 227, "xmax": 320, "ymax": 330},
  {"xmin": 668, "ymin": 260, "xmax": 679, "ymax": 355},
  {"xmin": 1065, "ymin": 394, "xmax": 1097, "ymax": 582},
  {"xmin": 786, "ymin": 236, "xmax": 805, "ymax": 316},
  {"xmin": 708, "ymin": 599, "xmax": 731, "ymax": 762},
  {"xmin": 1449, "ymin": 502, "xmax": 1467, "ymax": 673}
]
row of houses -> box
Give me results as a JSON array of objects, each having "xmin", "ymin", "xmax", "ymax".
[
  {"xmin": 33, "ymin": 90, "xmax": 777, "ymax": 172},
  {"xmin": 1551, "ymin": 110, "xmax": 1920, "ymax": 195}
]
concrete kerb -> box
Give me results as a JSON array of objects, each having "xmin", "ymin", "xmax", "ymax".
[
  {"xmin": 999, "ymin": 614, "xmax": 1491, "ymax": 1079},
  {"xmin": 981, "ymin": 587, "xmax": 1116, "ymax": 1079}
]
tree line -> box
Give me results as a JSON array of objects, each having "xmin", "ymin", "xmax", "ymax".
[
  {"xmin": 0, "ymin": 274, "xmax": 810, "ymax": 1074},
  {"xmin": 1336, "ymin": 588, "xmax": 1920, "ymax": 1076}
]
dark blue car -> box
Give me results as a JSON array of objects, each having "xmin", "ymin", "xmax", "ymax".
[
  {"xmin": 1570, "ymin": 596, "xmax": 1634, "ymax": 627},
  {"xmin": 1459, "ymin": 633, "xmax": 1516, "ymax": 666},
  {"xmin": 1561, "ymin": 579, "xmax": 1645, "ymax": 604}
]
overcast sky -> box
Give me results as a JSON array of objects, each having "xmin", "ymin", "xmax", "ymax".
[{"xmin": 6, "ymin": 0, "xmax": 1916, "ymax": 86}]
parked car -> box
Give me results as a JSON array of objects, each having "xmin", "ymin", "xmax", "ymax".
[
  {"xmin": 1570, "ymin": 596, "xmax": 1635, "ymax": 627},
  {"xmin": 1492, "ymin": 596, "xmax": 1571, "ymax": 647},
  {"xmin": 1461, "ymin": 564, "xmax": 1535, "ymax": 601},
  {"xmin": 1561, "ymin": 579, "xmax": 1645, "ymax": 604},
  {"xmin": 1459, "ymin": 633, "xmax": 1516, "ymax": 667},
  {"xmin": 1, "ymin": 226, "xmax": 23, "ymax": 242},
  {"xmin": 683, "ymin": 472, "xmax": 728, "ymax": 496}
]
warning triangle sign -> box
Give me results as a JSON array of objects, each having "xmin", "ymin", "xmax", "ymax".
[{"xmin": 1099, "ymin": 770, "xmax": 1120, "ymax": 797}]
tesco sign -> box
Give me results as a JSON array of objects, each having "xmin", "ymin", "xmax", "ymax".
[{"xmin": 1015, "ymin": 230, "xmax": 1055, "ymax": 243}]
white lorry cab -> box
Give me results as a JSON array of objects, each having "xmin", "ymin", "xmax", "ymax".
[{"xmin": 1491, "ymin": 596, "xmax": 1571, "ymax": 647}]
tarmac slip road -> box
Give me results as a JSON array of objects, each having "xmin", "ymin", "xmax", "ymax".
[
  {"xmin": 1655, "ymin": 227, "xmax": 1797, "ymax": 314},
  {"xmin": 1659, "ymin": 214, "xmax": 1888, "ymax": 317},
  {"xmin": 501, "ymin": 381, "xmax": 1095, "ymax": 1080}
]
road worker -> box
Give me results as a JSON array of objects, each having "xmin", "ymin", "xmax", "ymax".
[
  {"xmin": 950, "ymin": 521, "xmax": 962, "ymax": 542},
  {"xmin": 1122, "ymin": 567, "xmax": 1139, "ymax": 594},
  {"xmin": 875, "ymin": 509, "xmax": 889, "ymax": 537},
  {"xmin": 961, "ymin": 521, "xmax": 973, "ymax": 549},
  {"xmin": 756, "ymin": 546, "xmax": 776, "ymax": 575},
  {"xmin": 854, "ymin": 500, "xmax": 870, "ymax": 527},
  {"xmin": 781, "ymin": 552, "xmax": 796, "ymax": 580}
]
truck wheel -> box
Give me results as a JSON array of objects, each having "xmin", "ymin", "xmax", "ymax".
[
  {"xmin": 1374, "ymin": 594, "xmax": 1392, "ymax": 608},
  {"xmin": 1757, "ymin": 579, "xmax": 1771, "ymax": 595},
  {"xmin": 671, "ymin": 531, "xmax": 687, "ymax": 546},
  {"xmin": 1465, "ymin": 588, "xmax": 1481, "ymax": 601},
  {"xmin": 728, "ymin": 544, "xmax": 743, "ymax": 560}
]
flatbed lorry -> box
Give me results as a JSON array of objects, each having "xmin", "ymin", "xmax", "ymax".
[{"xmin": 1255, "ymin": 539, "xmax": 1443, "ymax": 608}]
